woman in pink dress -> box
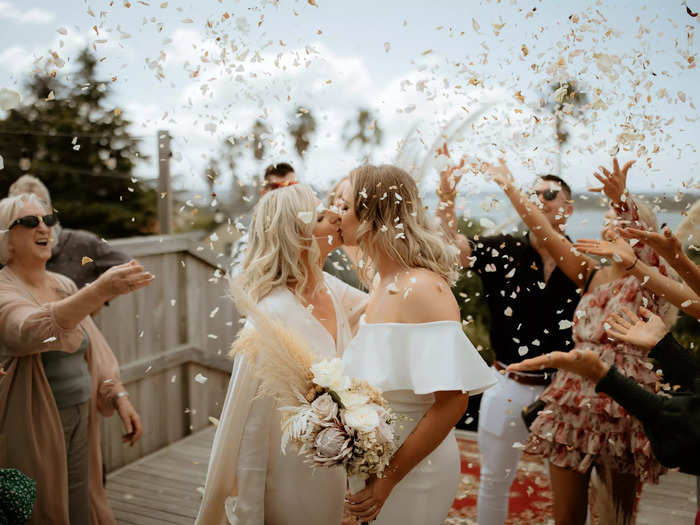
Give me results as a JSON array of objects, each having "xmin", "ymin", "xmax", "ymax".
[{"xmin": 488, "ymin": 158, "xmax": 676, "ymax": 525}]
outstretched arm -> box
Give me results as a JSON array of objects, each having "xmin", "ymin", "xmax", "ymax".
[
  {"xmin": 575, "ymin": 236, "xmax": 700, "ymax": 318},
  {"xmin": 620, "ymin": 226, "xmax": 700, "ymax": 296},
  {"xmin": 486, "ymin": 160, "xmax": 595, "ymax": 289}
]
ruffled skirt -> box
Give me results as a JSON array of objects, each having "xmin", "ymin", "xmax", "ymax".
[{"xmin": 524, "ymin": 344, "xmax": 666, "ymax": 483}]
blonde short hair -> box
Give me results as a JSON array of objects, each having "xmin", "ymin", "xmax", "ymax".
[
  {"xmin": 349, "ymin": 164, "xmax": 459, "ymax": 286},
  {"xmin": 0, "ymin": 193, "xmax": 50, "ymax": 265},
  {"xmin": 8, "ymin": 175, "xmax": 52, "ymax": 210},
  {"xmin": 238, "ymin": 183, "xmax": 323, "ymax": 303}
]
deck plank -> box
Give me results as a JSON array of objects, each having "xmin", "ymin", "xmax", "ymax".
[{"xmin": 107, "ymin": 427, "xmax": 698, "ymax": 524}]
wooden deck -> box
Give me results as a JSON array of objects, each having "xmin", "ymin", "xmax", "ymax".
[{"xmin": 107, "ymin": 427, "xmax": 698, "ymax": 524}]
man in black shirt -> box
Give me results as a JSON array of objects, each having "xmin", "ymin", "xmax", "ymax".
[{"xmin": 437, "ymin": 166, "xmax": 582, "ymax": 525}]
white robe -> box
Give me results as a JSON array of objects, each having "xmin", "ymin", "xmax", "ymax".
[{"xmin": 195, "ymin": 273, "xmax": 366, "ymax": 525}]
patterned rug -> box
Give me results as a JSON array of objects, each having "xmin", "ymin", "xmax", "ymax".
[{"xmin": 446, "ymin": 435, "xmax": 554, "ymax": 525}]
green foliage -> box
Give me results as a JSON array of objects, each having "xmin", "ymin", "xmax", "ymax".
[
  {"xmin": 0, "ymin": 48, "xmax": 157, "ymax": 238},
  {"xmin": 451, "ymin": 218, "xmax": 495, "ymax": 364}
]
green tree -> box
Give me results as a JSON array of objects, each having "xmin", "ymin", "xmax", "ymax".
[
  {"xmin": 288, "ymin": 107, "xmax": 316, "ymax": 158},
  {"xmin": 251, "ymin": 120, "xmax": 268, "ymax": 161},
  {"xmin": 342, "ymin": 109, "xmax": 382, "ymax": 162},
  {"xmin": 203, "ymin": 158, "xmax": 219, "ymax": 197},
  {"xmin": 220, "ymin": 136, "xmax": 257, "ymax": 216},
  {"xmin": 0, "ymin": 48, "xmax": 157, "ymax": 238},
  {"xmin": 452, "ymin": 218, "xmax": 494, "ymax": 364}
]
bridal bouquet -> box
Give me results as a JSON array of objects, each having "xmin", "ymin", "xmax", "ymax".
[
  {"xmin": 229, "ymin": 283, "xmax": 396, "ymax": 492},
  {"xmin": 280, "ymin": 358, "xmax": 396, "ymax": 490}
]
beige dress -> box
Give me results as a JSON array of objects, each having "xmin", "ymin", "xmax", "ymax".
[
  {"xmin": 0, "ymin": 267, "xmax": 125, "ymax": 525},
  {"xmin": 195, "ymin": 272, "xmax": 367, "ymax": 525}
]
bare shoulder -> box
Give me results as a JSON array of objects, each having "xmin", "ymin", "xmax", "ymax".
[{"xmin": 397, "ymin": 269, "xmax": 460, "ymax": 323}]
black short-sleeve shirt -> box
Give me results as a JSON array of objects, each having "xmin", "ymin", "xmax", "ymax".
[{"xmin": 470, "ymin": 231, "xmax": 581, "ymax": 371}]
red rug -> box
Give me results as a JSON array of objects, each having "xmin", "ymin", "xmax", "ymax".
[{"xmin": 447, "ymin": 435, "xmax": 553, "ymax": 525}]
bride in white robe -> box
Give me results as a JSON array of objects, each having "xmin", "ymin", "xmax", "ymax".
[
  {"xmin": 195, "ymin": 183, "xmax": 366, "ymax": 525},
  {"xmin": 338, "ymin": 165, "xmax": 496, "ymax": 525}
]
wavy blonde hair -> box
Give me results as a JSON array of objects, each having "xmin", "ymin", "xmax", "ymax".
[
  {"xmin": 237, "ymin": 183, "xmax": 323, "ymax": 303},
  {"xmin": 349, "ymin": 164, "xmax": 459, "ymax": 286}
]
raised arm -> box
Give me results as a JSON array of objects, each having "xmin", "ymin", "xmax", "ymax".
[
  {"xmin": 434, "ymin": 144, "xmax": 464, "ymax": 240},
  {"xmin": 486, "ymin": 160, "xmax": 595, "ymax": 289}
]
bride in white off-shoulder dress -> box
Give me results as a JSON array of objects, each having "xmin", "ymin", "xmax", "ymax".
[
  {"xmin": 344, "ymin": 318, "xmax": 495, "ymax": 524},
  {"xmin": 338, "ymin": 164, "xmax": 496, "ymax": 525}
]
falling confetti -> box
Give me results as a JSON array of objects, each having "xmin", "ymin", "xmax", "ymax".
[
  {"xmin": 81, "ymin": 256, "xmax": 94, "ymax": 265},
  {"xmin": 194, "ymin": 373, "xmax": 208, "ymax": 384},
  {"xmin": 0, "ymin": 88, "xmax": 21, "ymax": 110}
]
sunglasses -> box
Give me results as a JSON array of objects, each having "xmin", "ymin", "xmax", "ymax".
[
  {"xmin": 10, "ymin": 214, "xmax": 58, "ymax": 229},
  {"xmin": 532, "ymin": 189, "xmax": 560, "ymax": 201}
]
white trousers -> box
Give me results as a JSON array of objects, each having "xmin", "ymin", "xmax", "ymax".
[{"xmin": 477, "ymin": 368, "xmax": 545, "ymax": 525}]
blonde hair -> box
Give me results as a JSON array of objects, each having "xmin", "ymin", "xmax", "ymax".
[
  {"xmin": 8, "ymin": 175, "xmax": 52, "ymax": 210},
  {"xmin": 349, "ymin": 164, "xmax": 459, "ymax": 286},
  {"xmin": 0, "ymin": 193, "xmax": 50, "ymax": 265},
  {"xmin": 327, "ymin": 176, "xmax": 349, "ymax": 207},
  {"xmin": 632, "ymin": 197, "xmax": 658, "ymax": 232},
  {"xmin": 238, "ymin": 183, "xmax": 323, "ymax": 303},
  {"xmin": 625, "ymin": 196, "xmax": 680, "ymax": 327},
  {"xmin": 677, "ymin": 199, "xmax": 700, "ymax": 246}
]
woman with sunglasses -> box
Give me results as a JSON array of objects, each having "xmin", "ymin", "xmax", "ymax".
[
  {"xmin": 0, "ymin": 193, "xmax": 153, "ymax": 525},
  {"xmin": 486, "ymin": 158, "xmax": 676, "ymax": 525}
]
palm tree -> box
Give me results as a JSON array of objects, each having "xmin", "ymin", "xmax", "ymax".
[
  {"xmin": 251, "ymin": 120, "xmax": 268, "ymax": 161},
  {"xmin": 288, "ymin": 107, "xmax": 317, "ymax": 158},
  {"xmin": 342, "ymin": 108, "xmax": 383, "ymax": 162}
]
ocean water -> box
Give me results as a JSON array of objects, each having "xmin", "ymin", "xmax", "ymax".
[{"xmin": 426, "ymin": 192, "xmax": 698, "ymax": 242}]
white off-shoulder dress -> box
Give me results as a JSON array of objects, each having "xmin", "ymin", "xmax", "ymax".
[
  {"xmin": 195, "ymin": 273, "xmax": 367, "ymax": 525},
  {"xmin": 343, "ymin": 318, "xmax": 497, "ymax": 525}
]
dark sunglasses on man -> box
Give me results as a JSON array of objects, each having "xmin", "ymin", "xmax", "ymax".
[
  {"xmin": 9, "ymin": 213, "xmax": 58, "ymax": 229},
  {"xmin": 532, "ymin": 189, "xmax": 560, "ymax": 201}
]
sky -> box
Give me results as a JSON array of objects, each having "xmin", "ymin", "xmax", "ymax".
[{"xmin": 0, "ymin": 0, "xmax": 699, "ymax": 205}]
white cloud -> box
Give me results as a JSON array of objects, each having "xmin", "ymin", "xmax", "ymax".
[
  {"xmin": 0, "ymin": 46, "xmax": 33, "ymax": 75},
  {"xmin": 0, "ymin": 2, "xmax": 55, "ymax": 24}
]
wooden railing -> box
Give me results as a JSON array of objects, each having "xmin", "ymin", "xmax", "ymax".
[{"xmin": 94, "ymin": 232, "xmax": 238, "ymax": 472}]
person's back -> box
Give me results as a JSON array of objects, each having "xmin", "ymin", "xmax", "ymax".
[{"xmin": 48, "ymin": 228, "xmax": 130, "ymax": 290}]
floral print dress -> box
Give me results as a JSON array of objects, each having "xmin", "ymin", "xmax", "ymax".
[{"xmin": 524, "ymin": 198, "xmax": 674, "ymax": 483}]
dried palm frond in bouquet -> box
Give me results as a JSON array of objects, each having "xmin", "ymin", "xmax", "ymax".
[{"xmin": 229, "ymin": 281, "xmax": 396, "ymax": 497}]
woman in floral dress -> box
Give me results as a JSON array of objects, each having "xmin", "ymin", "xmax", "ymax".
[{"xmin": 488, "ymin": 158, "xmax": 675, "ymax": 525}]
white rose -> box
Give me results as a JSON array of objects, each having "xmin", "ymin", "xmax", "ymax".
[
  {"xmin": 343, "ymin": 405, "xmax": 380, "ymax": 433},
  {"xmin": 310, "ymin": 358, "xmax": 351, "ymax": 392},
  {"xmin": 338, "ymin": 390, "xmax": 369, "ymax": 409}
]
